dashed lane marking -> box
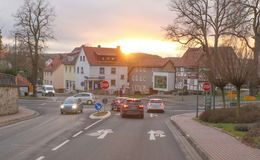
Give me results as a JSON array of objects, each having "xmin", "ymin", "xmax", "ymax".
[
  {"xmin": 72, "ymin": 131, "xmax": 83, "ymax": 138},
  {"xmin": 51, "ymin": 140, "xmax": 70, "ymax": 151},
  {"xmin": 84, "ymin": 119, "xmax": 103, "ymax": 130},
  {"xmin": 35, "ymin": 156, "xmax": 45, "ymax": 160}
]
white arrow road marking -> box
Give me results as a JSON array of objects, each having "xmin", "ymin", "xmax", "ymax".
[
  {"xmin": 150, "ymin": 113, "xmax": 158, "ymax": 118},
  {"xmin": 88, "ymin": 129, "xmax": 113, "ymax": 139},
  {"xmin": 148, "ymin": 130, "xmax": 165, "ymax": 140}
]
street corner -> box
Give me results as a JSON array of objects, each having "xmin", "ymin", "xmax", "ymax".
[
  {"xmin": 89, "ymin": 111, "xmax": 111, "ymax": 120},
  {"xmin": 0, "ymin": 106, "xmax": 39, "ymax": 127}
]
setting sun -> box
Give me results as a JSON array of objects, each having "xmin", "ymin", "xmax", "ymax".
[{"xmin": 103, "ymin": 40, "xmax": 183, "ymax": 57}]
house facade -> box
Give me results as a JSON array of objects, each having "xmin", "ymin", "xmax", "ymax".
[
  {"xmin": 128, "ymin": 59, "xmax": 175, "ymax": 94},
  {"xmin": 75, "ymin": 45, "xmax": 128, "ymax": 94}
]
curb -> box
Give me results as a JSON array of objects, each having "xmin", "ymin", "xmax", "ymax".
[
  {"xmin": 89, "ymin": 111, "xmax": 111, "ymax": 119},
  {"xmin": 170, "ymin": 115, "xmax": 210, "ymax": 160},
  {"xmin": 0, "ymin": 107, "xmax": 39, "ymax": 127}
]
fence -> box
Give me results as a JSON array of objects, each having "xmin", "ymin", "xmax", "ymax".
[{"xmin": 0, "ymin": 73, "xmax": 16, "ymax": 86}]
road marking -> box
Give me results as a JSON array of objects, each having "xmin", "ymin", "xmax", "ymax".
[
  {"xmin": 88, "ymin": 129, "xmax": 113, "ymax": 139},
  {"xmin": 51, "ymin": 140, "xmax": 70, "ymax": 151},
  {"xmin": 148, "ymin": 130, "xmax": 166, "ymax": 140},
  {"xmin": 40, "ymin": 103, "xmax": 46, "ymax": 106},
  {"xmin": 35, "ymin": 156, "xmax": 45, "ymax": 160},
  {"xmin": 84, "ymin": 119, "xmax": 103, "ymax": 130},
  {"xmin": 115, "ymin": 113, "xmax": 120, "ymax": 116},
  {"xmin": 150, "ymin": 113, "xmax": 158, "ymax": 118},
  {"xmin": 72, "ymin": 131, "xmax": 83, "ymax": 138}
]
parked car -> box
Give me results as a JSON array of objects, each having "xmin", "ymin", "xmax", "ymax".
[
  {"xmin": 121, "ymin": 98, "xmax": 144, "ymax": 119},
  {"xmin": 72, "ymin": 92, "xmax": 95, "ymax": 105},
  {"xmin": 111, "ymin": 97, "xmax": 128, "ymax": 111},
  {"xmin": 60, "ymin": 97, "xmax": 83, "ymax": 114},
  {"xmin": 147, "ymin": 99, "xmax": 165, "ymax": 113},
  {"xmin": 42, "ymin": 85, "xmax": 55, "ymax": 96},
  {"xmin": 36, "ymin": 86, "xmax": 43, "ymax": 93}
]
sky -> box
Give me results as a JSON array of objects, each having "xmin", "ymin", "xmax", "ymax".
[{"xmin": 0, "ymin": 0, "xmax": 185, "ymax": 57}]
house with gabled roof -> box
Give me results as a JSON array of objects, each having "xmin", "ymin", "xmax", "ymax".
[
  {"xmin": 128, "ymin": 59, "xmax": 175, "ymax": 94},
  {"xmin": 74, "ymin": 45, "xmax": 128, "ymax": 94}
]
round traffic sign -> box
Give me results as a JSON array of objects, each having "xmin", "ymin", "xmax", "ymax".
[
  {"xmin": 94, "ymin": 103, "xmax": 102, "ymax": 111},
  {"xmin": 202, "ymin": 82, "xmax": 211, "ymax": 91},
  {"xmin": 100, "ymin": 81, "xmax": 109, "ymax": 89}
]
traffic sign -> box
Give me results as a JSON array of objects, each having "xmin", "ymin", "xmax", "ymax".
[
  {"xmin": 100, "ymin": 81, "xmax": 109, "ymax": 89},
  {"xmin": 94, "ymin": 103, "xmax": 102, "ymax": 111},
  {"xmin": 202, "ymin": 82, "xmax": 211, "ymax": 91}
]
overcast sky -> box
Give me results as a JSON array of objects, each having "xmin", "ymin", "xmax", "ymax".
[{"xmin": 0, "ymin": 0, "xmax": 183, "ymax": 57}]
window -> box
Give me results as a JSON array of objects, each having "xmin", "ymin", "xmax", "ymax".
[
  {"xmin": 100, "ymin": 67, "xmax": 105, "ymax": 74},
  {"xmin": 66, "ymin": 80, "xmax": 69, "ymax": 89},
  {"xmin": 143, "ymin": 76, "xmax": 146, "ymax": 82},
  {"xmin": 143, "ymin": 68, "xmax": 146, "ymax": 72},
  {"xmin": 106, "ymin": 57, "xmax": 110, "ymax": 60},
  {"xmin": 74, "ymin": 67, "xmax": 75, "ymax": 73},
  {"xmin": 111, "ymin": 80, "xmax": 116, "ymax": 86},
  {"xmin": 111, "ymin": 57, "xmax": 115, "ymax": 61},
  {"xmin": 111, "ymin": 68, "xmax": 116, "ymax": 74},
  {"xmin": 139, "ymin": 76, "xmax": 142, "ymax": 81},
  {"xmin": 77, "ymin": 67, "xmax": 79, "ymax": 74},
  {"xmin": 135, "ymin": 75, "xmax": 139, "ymax": 81},
  {"xmin": 132, "ymin": 75, "xmax": 135, "ymax": 81},
  {"xmin": 80, "ymin": 56, "xmax": 82, "ymax": 61},
  {"xmin": 83, "ymin": 56, "xmax": 85, "ymax": 61},
  {"xmin": 101, "ymin": 57, "xmax": 105, "ymax": 61},
  {"xmin": 120, "ymin": 75, "xmax": 125, "ymax": 80},
  {"xmin": 81, "ymin": 67, "xmax": 84, "ymax": 74},
  {"xmin": 69, "ymin": 66, "xmax": 71, "ymax": 72},
  {"xmin": 65, "ymin": 66, "xmax": 67, "ymax": 72}
]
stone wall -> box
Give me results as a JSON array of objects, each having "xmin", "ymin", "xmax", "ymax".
[{"xmin": 0, "ymin": 85, "xmax": 18, "ymax": 116}]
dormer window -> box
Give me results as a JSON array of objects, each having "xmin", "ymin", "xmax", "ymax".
[{"xmin": 101, "ymin": 57, "xmax": 105, "ymax": 61}]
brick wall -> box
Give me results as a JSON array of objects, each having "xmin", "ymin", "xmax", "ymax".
[{"xmin": 0, "ymin": 86, "xmax": 18, "ymax": 116}]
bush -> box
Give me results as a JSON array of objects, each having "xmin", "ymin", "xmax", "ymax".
[
  {"xmin": 234, "ymin": 124, "xmax": 250, "ymax": 132},
  {"xmin": 199, "ymin": 104, "xmax": 260, "ymax": 123},
  {"xmin": 243, "ymin": 124, "xmax": 260, "ymax": 149}
]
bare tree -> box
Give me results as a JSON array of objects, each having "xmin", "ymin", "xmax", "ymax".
[{"xmin": 14, "ymin": 0, "xmax": 55, "ymax": 96}]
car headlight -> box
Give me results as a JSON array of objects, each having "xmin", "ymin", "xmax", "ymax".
[
  {"xmin": 72, "ymin": 104, "xmax": 77, "ymax": 109},
  {"xmin": 60, "ymin": 104, "xmax": 64, "ymax": 109}
]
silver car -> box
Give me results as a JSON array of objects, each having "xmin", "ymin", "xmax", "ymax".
[
  {"xmin": 147, "ymin": 99, "xmax": 165, "ymax": 113},
  {"xmin": 73, "ymin": 92, "xmax": 95, "ymax": 105},
  {"xmin": 60, "ymin": 97, "xmax": 83, "ymax": 114}
]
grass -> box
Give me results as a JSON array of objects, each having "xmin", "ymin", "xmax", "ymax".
[{"xmin": 211, "ymin": 123, "xmax": 247, "ymax": 138}]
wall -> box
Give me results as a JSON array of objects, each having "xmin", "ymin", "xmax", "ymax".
[{"xmin": 0, "ymin": 86, "xmax": 18, "ymax": 116}]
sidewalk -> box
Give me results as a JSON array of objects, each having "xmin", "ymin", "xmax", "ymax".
[
  {"xmin": 171, "ymin": 113, "xmax": 260, "ymax": 160},
  {"xmin": 0, "ymin": 107, "xmax": 37, "ymax": 127}
]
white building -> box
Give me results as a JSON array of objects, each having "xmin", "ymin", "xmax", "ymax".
[{"xmin": 75, "ymin": 45, "xmax": 128, "ymax": 94}]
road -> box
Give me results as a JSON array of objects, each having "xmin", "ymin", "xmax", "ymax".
[{"xmin": 0, "ymin": 95, "xmax": 202, "ymax": 160}]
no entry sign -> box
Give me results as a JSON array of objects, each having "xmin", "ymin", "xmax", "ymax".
[
  {"xmin": 100, "ymin": 81, "xmax": 109, "ymax": 89},
  {"xmin": 202, "ymin": 82, "xmax": 211, "ymax": 92}
]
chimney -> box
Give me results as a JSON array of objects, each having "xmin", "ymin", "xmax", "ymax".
[
  {"xmin": 98, "ymin": 45, "xmax": 101, "ymax": 48},
  {"xmin": 117, "ymin": 46, "xmax": 121, "ymax": 50}
]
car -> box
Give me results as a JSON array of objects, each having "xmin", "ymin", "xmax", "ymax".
[
  {"xmin": 111, "ymin": 97, "xmax": 128, "ymax": 111},
  {"xmin": 36, "ymin": 87, "xmax": 43, "ymax": 93},
  {"xmin": 60, "ymin": 97, "xmax": 83, "ymax": 114},
  {"xmin": 147, "ymin": 99, "xmax": 165, "ymax": 113},
  {"xmin": 72, "ymin": 92, "xmax": 95, "ymax": 105},
  {"xmin": 121, "ymin": 98, "xmax": 144, "ymax": 118},
  {"xmin": 42, "ymin": 85, "xmax": 55, "ymax": 96}
]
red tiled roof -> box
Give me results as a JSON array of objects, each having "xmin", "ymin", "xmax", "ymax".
[
  {"xmin": 16, "ymin": 74, "xmax": 31, "ymax": 86},
  {"xmin": 44, "ymin": 57, "xmax": 66, "ymax": 72},
  {"xmin": 82, "ymin": 46, "xmax": 127, "ymax": 66},
  {"xmin": 134, "ymin": 59, "xmax": 172, "ymax": 68},
  {"xmin": 175, "ymin": 48, "xmax": 206, "ymax": 67}
]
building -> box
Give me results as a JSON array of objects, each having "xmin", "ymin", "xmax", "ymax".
[
  {"xmin": 74, "ymin": 45, "xmax": 128, "ymax": 94},
  {"xmin": 16, "ymin": 73, "xmax": 32, "ymax": 96},
  {"xmin": 128, "ymin": 59, "xmax": 175, "ymax": 94}
]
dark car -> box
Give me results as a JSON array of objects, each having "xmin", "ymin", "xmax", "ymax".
[
  {"xmin": 111, "ymin": 97, "xmax": 128, "ymax": 111},
  {"xmin": 120, "ymin": 98, "xmax": 144, "ymax": 118},
  {"xmin": 60, "ymin": 97, "xmax": 83, "ymax": 114}
]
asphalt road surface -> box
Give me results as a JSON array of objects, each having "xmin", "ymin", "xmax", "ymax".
[{"xmin": 0, "ymin": 95, "xmax": 201, "ymax": 160}]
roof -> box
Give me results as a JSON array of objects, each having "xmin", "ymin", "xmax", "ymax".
[
  {"xmin": 175, "ymin": 48, "xmax": 205, "ymax": 67},
  {"xmin": 16, "ymin": 74, "xmax": 32, "ymax": 86},
  {"xmin": 82, "ymin": 46, "xmax": 127, "ymax": 66},
  {"xmin": 63, "ymin": 53, "xmax": 79, "ymax": 65},
  {"xmin": 44, "ymin": 57, "xmax": 66, "ymax": 72},
  {"xmin": 133, "ymin": 59, "xmax": 173, "ymax": 68}
]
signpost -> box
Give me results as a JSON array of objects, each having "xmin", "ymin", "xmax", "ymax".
[
  {"xmin": 100, "ymin": 81, "xmax": 109, "ymax": 89},
  {"xmin": 202, "ymin": 82, "xmax": 212, "ymax": 110},
  {"xmin": 94, "ymin": 103, "xmax": 102, "ymax": 111}
]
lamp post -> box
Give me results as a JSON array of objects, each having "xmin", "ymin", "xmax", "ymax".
[{"xmin": 14, "ymin": 33, "xmax": 21, "ymax": 73}]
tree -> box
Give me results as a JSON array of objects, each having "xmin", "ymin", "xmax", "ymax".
[
  {"xmin": 14, "ymin": 0, "xmax": 55, "ymax": 96},
  {"xmin": 229, "ymin": 0, "xmax": 260, "ymax": 96}
]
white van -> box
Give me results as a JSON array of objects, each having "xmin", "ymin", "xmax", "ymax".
[{"xmin": 42, "ymin": 85, "xmax": 55, "ymax": 96}]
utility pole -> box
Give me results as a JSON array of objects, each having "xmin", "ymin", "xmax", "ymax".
[{"xmin": 196, "ymin": 67, "xmax": 199, "ymax": 118}]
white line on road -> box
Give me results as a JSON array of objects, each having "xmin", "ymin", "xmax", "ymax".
[
  {"xmin": 84, "ymin": 119, "xmax": 103, "ymax": 130},
  {"xmin": 72, "ymin": 131, "xmax": 83, "ymax": 138},
  {"xmin": 40, "ymin": 103, "xmax": 46, "ymax": 106},
  {"xmin": 35, "ymin": 156, "xmax": 45, "ymax": 160},
  {"xmin": 51, "ymin": 140, "xmax": 70, "ymax": 151}
]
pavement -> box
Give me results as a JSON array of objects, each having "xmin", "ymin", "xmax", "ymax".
[
  {"xmin": 0, "ymin": 106, "xmax": 37, "ymax": 127},
  {"xmin": 171, "ymin": 113, "xmax": 260, "ymax": 160}
]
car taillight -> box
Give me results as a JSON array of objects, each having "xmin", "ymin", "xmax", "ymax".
[
  {"xmin": 160, "ymin": 103, "xmax": 164, "ymax": 106},
  {"xmin": 139, "ymin": 105, "xmax": 144, "ymax": 108},
  {"xmin": 123, "ymin": 105, "xmax": 128, "ymax": 108}
]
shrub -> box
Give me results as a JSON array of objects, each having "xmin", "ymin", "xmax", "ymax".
[
  {"xmin": 199, "ymin": 104, "xmax": 260, "ymax": 123},
  {"xmin": 234, "ymin": 124, "xmax": 250, "ymax": 132},
  {"xmin": 243, "ymin": 126, "xmax": 260, "ymax": 149}
]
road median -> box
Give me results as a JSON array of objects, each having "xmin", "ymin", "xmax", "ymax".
[{"xmin": 89, "ymin": 111, "xmax": 111, "ymax": 119}]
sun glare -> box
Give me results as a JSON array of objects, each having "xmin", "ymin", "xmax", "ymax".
[{"xmin": 104, "ymin": 40, "xmax": 182, "ymax": 57}]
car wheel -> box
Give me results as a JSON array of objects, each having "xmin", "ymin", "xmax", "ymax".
[
  {"xmin": 87, "ymin": 100, "xmax": 92, "ymax": 105},
  {"xmin": 81, "ymin": 109, "xmax": 83, "ymax": 113},
  {"xmin": 61, "ymin": 111, "xmax": 63, "ymax": 114}
]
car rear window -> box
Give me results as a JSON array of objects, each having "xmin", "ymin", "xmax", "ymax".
[
  {"xmin": 126, "ymin": 99, "xmax": 141, "ymax": 104},
  {"xmin": 150, "ymin": 100, "xmax": 162, "ymax": 103}
]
